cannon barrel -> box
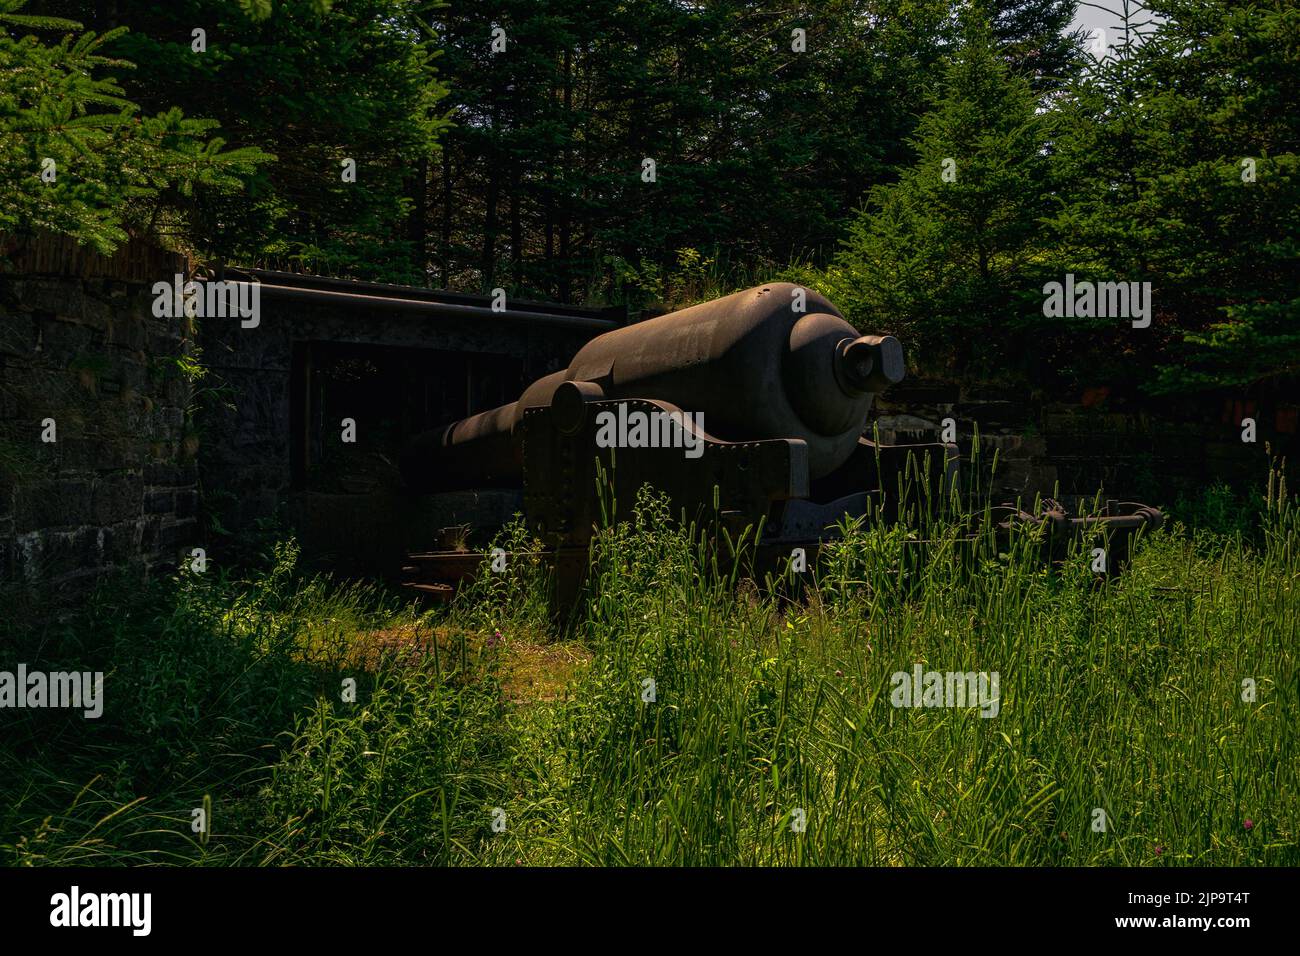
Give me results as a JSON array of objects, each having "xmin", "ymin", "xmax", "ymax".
[{"xmin": 401, "ymin": 283, "xmax": 905, "ymax": 491}]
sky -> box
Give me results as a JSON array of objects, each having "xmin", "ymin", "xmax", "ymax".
[
  {"xmin": 1069, "ymin": 1, "xmax": 1161, "ymax": 50},
  {"xmin": 1071, "ymin": 2, "xmax": 1122, "ymax": 35}
]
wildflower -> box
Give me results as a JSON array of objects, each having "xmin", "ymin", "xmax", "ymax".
[
  {"xmin": 1243, "ymin": 819, "xmax": 1254, "ymax": 831},
  {"xmin": 1155, "ymin": 845, "xmax": 1164, "ymax": 856},
  {"xmin": 487, "ymin": 629, "xmax": 502, "ymax": 649}
]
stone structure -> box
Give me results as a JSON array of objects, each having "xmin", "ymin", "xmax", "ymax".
[
  {"xmin": 195, "ymin": 268, "xmax": 622, "ymax": 571},
  {"xmin": 873, "ymin": 379, "xmax": 1297, "ymax": 506},
  {"xmin": 0, "ymin": 234, "xmax": 199, "ymax": 594}
]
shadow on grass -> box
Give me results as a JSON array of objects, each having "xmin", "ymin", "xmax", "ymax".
[{"xmin": 0, "ymin": 542, "xmax": 512, "ymax": 866}]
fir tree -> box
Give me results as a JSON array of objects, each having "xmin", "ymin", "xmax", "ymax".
[
  {"xmin": 0, "ymin": 0, "xmax": 269, "ymax": 254},
  {"xmin": 827, "ymin": 8, "xmax": 1053, "ymax": 377},
  {"xmin": 1048, "ymin": 0, "xmax": 1300, "ymax": 393}
]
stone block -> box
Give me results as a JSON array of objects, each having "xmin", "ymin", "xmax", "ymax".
[
  {"xmin": 93, "ymin": 475, "xmax": 142, "ymax": 524},
  {"xmin": 157, "ymin": 517, "xmax": 197, "ymax": 554},
  {"xmin": 39, "ymin": 316, "xmax": 97, "ymax": 358},
  {"xmin": 144, "ymin": 488, "xmax": 174, "ymax": 515},
  {"xmin": 144, "ymin": 462, "xmax": 188, "ymax": 485},
  {"xmin": 174, "ymin": 489, "xmax": 199, "ymax": 518},
  {"xmin": 107, "ymin": 311, "xmax": 149, "ymax": 352},
  {"xmin": 138, "ymin": 514, "xmax": 161, "ymax": 553},
  {"xmin": 102, "ymin": 520, "xmax": 143, "ymax": 563},
  {"xmin": 19, "ymin": 280, "xmax": 85, "ymax": 318},
  {"xmin": 15, "ymin": 479, "xmax": 92, "ymax": 532},
  {"xmin": 34, "ymin": 526, "xmax": 102, "ymax": 579}
]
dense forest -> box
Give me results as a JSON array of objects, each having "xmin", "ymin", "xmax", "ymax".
[{"xmin": 3, "ymin": 0, "xmax": 1298, "ymax": 391}]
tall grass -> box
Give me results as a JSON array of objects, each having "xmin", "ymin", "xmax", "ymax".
[
  {"xmin": 2, "ymin": 475, "xmax": 1296, "ymax": 866},
  {"xmin": 0, "ymin": 541, "xmax": 509, "ymax": 865}
]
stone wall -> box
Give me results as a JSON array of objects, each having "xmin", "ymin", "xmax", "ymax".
[
  {"xmin": 0, "ymin": 237, "xmax": 199, "ymax": 594},
  {"xmin": 197, "ymin": 271, "xmax": 618, "ymax": 571},
  {"xmin": 873, "ymin": 378, "xmax": 1299, "ymax": 507}
]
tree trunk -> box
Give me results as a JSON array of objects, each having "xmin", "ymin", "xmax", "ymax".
[
  {"xmin": 544, "ymin": 165, "xmax": 555, "ymax": 297},
  {"xmin": 558, "ymin": 48, "xmax": 573, "ymax": 303},
  {"xmin": 441, "ymin": 146, "xmax": 453, "ymax": 288},
  {"xmin": 406, "ymin": 155, "xmax": 428, "ymax": 283},
  {"xmin": 510, "ymin": 162, "xmax": 523, "ymax": 289},
  {"xmin": 482, "ymin": 155, "xmax": 500, "ymax": 291}
]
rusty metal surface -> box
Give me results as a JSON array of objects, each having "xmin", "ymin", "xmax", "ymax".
[{"xmin": 522, "ymin": 397, "xmax": 811, "ymax": 548}]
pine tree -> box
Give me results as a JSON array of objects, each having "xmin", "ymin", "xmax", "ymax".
[
  {"xmin": 49, "ymin": 0, "xmax": 452, "ymax": 281},
  {"xmin": 1140, "ymin": 0, "xmax": 1300, "ymax": 392},
  {"xmin": 429, "ymin": 0, "xmax": 966, "ymax": 304},
  {"xmin": 0, "ymin": 0, "xmax": 269, "ymax": 254},
  {"xmin": 826, "ymin": 8, "xmax": 1053, "ymax": 377},
  {"xmin": 1048, "ymin": 0, "xmax": 1300, "ymax": 393},
  {"xmin": 990, "ymin": 0, "xmax": 1088, "ymax": 91}
]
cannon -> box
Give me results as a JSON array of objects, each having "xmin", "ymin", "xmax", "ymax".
[{"xmin": 399, "ymin": 283, "xmax": 1162, "ymax": 595}]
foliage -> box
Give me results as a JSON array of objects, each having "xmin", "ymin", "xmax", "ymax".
[
  {"xmin": 821, "ymin": 10, "xmax": 1053, "ymax": 379},
  {"xmin": 94, "ymin": 0, "xmax": 451, "ymax": 281},
  {"xmin": 817, "ymin": 0, "xmax": 1300, "ymax": 394},
  {"xmin": 1087, "ymin": 0, "xmax": 1300, "ymax": 393},
  {"xmin": 0, "ymin": 0, "xmax": 269, "ymax": 253},
  {"xmin": 427, "ymin": 0, "xmax": 1084, "ymax": 303}
]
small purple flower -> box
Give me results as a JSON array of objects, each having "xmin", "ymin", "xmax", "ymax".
[
  {"xmin": 487, "ymin": 629, "xmax": 502, "ymax": 649},
  {"xmin": 1243, "ymin": 819, "xmax": 1254, "ymax": 831},
  {"xmin": 1154, "ymin": 845, "xmax": 1164, "ymax": 856}
]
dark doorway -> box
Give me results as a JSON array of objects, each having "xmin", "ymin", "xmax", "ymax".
[{"xmin": 291, "ymin": 342, "xmax": 524, "ymax": 493}]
